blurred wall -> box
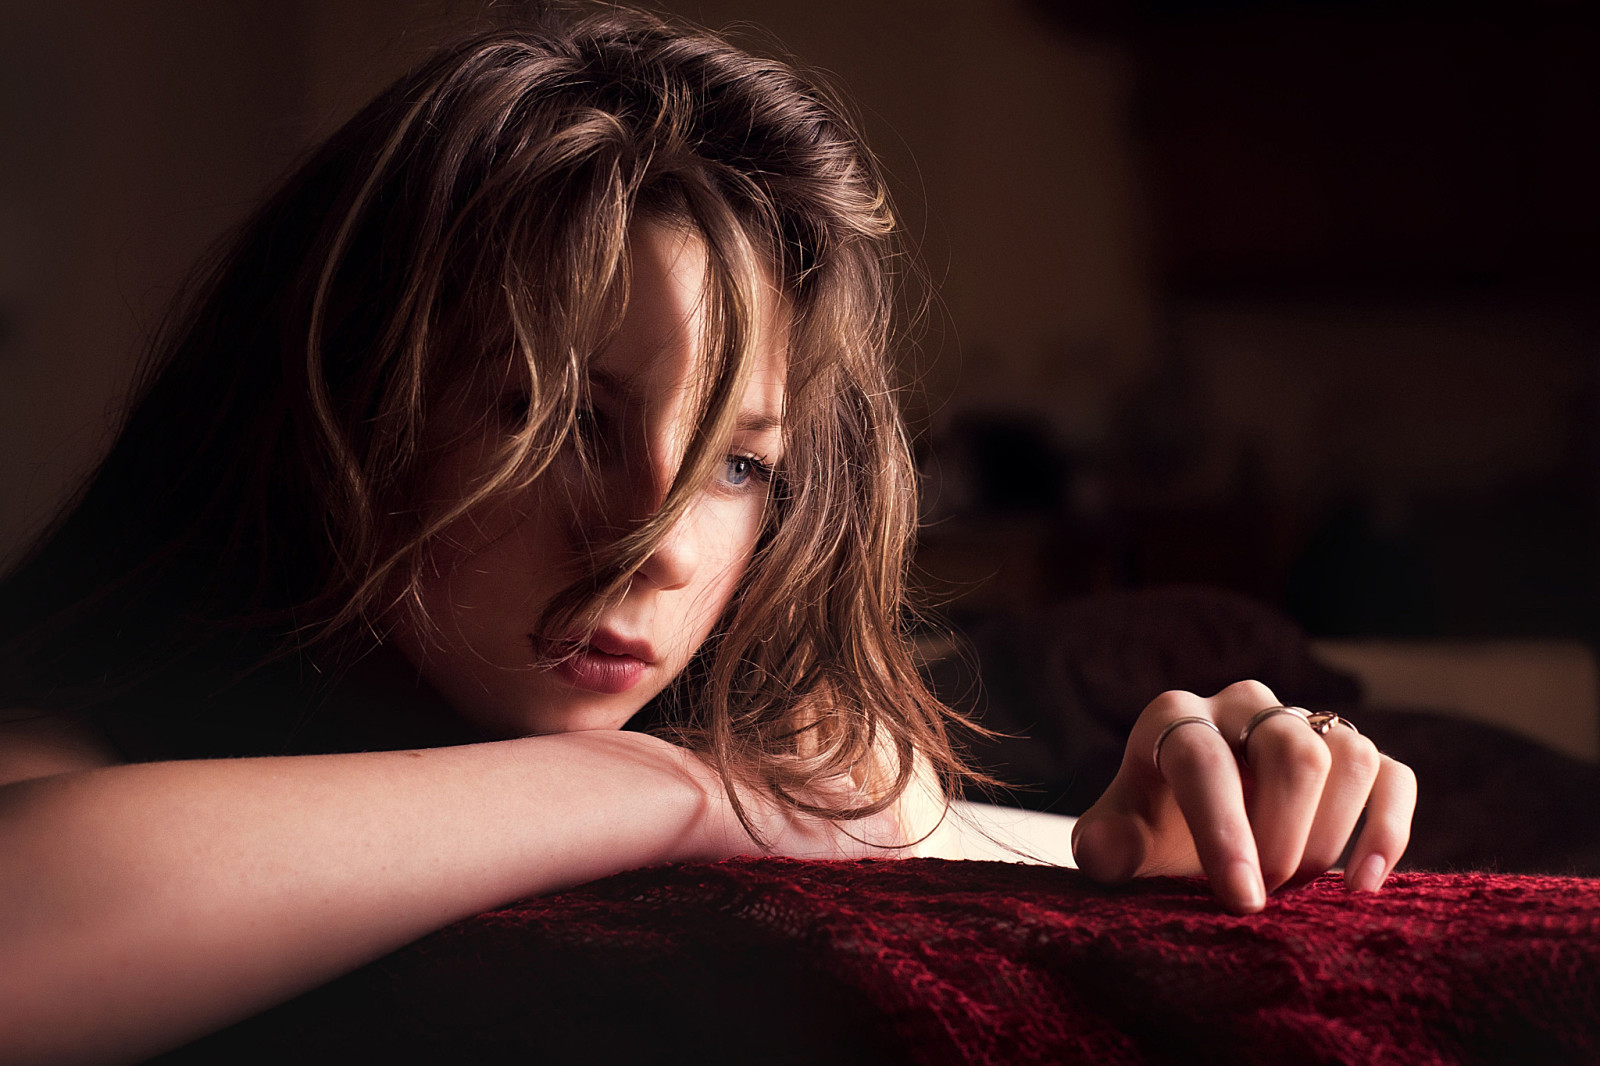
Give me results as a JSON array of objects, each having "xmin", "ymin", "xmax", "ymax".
[
  {"xmin": 0, "ymin": 0, "xmax": 473, "ymax": 563},
  {"xmin": 1, "ymin": 1, "xmax": 303, "ymax": 561}
]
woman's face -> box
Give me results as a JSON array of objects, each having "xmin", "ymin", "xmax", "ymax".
[{"xmin": 390, "ymin": 221, "xmax": 787, "ymax": 737}]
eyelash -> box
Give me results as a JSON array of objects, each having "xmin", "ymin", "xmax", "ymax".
[{"xmin": 723, "ymin": 452, "xmax": 775, "ymax": 490}]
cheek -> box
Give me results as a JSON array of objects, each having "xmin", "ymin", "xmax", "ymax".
[
  {"xmin": 692, "ymin": 505, "xmax": 766, "ymax": 616},
  {"xmin": 419, "ymin": 514, "xmax": 528, "ymax": 612},
  {"xmin": 402, "ymin": 485, "xmax": 568, "ymax": 651}
]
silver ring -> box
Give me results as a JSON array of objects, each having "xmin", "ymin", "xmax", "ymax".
[
  {"xmin": 1306, "ymin": 711, "xmax": 1359, "ymax": 737},
  {"xmin": 1152, "ymin": 716, "xmax": 1225, "ymax": 773},
  {"xmin": 1237, "ymin": 705, "xmax": 1311, "ymax": 765}
]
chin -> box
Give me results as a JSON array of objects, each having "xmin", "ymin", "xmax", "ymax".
[{"xmin": 480, "ymin": 699, "xmax": 643, "ymax": 739}]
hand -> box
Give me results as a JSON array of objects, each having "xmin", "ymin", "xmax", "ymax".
[{"xmin": 1069, "ymin": 680, "xmax": 1416, "ymax": 914}]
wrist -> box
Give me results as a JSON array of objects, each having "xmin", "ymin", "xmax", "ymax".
[{"xmin": 522, "ymin": 729, "xmax": 744, "ymax": 865}]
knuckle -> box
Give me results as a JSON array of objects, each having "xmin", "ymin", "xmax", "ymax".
[
  {"xmin": 1363, "ymin": 784, "xmax": 1417, "ymax": 855},
  {"xmin": 1371, "ymin": 811, "xmax": 1413, "ymax": 855},
  {"xmin": 1147, "ymin": 689, "xmax": 1199, "ymax": 719},
  {"xmin": 1278, "ymin": 734, "xmax": 1333, "ymax": 780},
  {"xmin": 1389, "ymin": 758, "xmax": 1419, "ymax": 791},
  {"xmin": 1339, "ymin": 736, "xmax": 1382, "ymax": 780},
  {"xmin": 1220, "ymin": 679, "xmax": 1276, "ymax": 704}
]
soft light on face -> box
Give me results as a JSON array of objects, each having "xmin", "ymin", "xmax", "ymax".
[{"xmin": 389, "ymin": 220, "xmax": 788, "ymax": 737}]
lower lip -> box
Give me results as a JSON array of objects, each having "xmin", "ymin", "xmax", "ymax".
[{"xmin": 552, "ymin": 647, "xmax": 649, "ymax": 695}]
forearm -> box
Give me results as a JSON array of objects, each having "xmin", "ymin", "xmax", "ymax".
[{"xmin": 0, "ymin": 731, "xmax": 717, "ymax": 1065}]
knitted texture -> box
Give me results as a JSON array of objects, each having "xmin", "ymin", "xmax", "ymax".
[{"xmin": 159, "ymin": 860, "xmax": 1600, "ymax": 1065}]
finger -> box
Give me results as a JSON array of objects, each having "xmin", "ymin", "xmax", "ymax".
[
  {"xmin": 1071, "ymin": 777, "xmax": 1158, "ymax": 885},
  {"xmin": 1286, "ymin": 728, "xmax": 1382, "ymax": 886},
  {"xmin": 1074, "ymin": 689, "xmax": 1212, "ymax": 884},
  {"xmin": 1343, "ymin": 754, "xmax": 1417, "ymax": 893},
  {"xmin": 1240, "ymin": 712, "xmax": 1332, "ymax": 890},
  {"xmin": 1158, "ymin": 721, "xmax": 1266, "ymax": 914}
]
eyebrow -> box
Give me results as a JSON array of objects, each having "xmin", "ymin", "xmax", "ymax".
[{"xmin": 735, "ymin": 411, "xmax": 783, "ymax": 435}]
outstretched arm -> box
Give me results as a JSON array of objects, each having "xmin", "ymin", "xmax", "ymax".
[
  {"xmin": 0, "ymin": 727, "xmax": 888, "ymax": 1066},
  {"xmin": 1070, "ymin": 680, "xmax": 1416, "ymax": 914}
]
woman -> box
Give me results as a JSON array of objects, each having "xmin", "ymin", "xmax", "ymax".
[{"xmin": 0, "ymin": 7, "xmax": 1414, "ymax": 1063}]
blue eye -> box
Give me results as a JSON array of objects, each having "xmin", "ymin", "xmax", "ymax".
[{"xmin": 724, "ymin": 454, "xmax": 772, "ymax": 488}]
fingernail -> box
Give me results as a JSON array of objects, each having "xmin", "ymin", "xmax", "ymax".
[
  {"xmin": 1350, "ymin": 853, "xmax": 1388, "ymax": 893},
  {"xmin": 1225, "ymin": 860, "xmax": 1266, "ymax": 912}
]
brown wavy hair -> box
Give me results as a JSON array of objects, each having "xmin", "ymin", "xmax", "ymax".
[{"xmin": 0, "ymin": 4, "xmax": 974, "ymax": 831}]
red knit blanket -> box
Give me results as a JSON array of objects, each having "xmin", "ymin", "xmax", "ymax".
[{"xmin": 159, "ymin": 859, "xmax": 1600, "ymax": 1065}]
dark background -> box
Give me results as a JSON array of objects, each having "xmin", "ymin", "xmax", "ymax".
[{"xmin": 3, "ymin": 0, "xmax": 1597, "ymax": 643}]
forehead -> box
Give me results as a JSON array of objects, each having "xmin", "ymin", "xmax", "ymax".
[{"xmin": 591, "ymin": 219, "xmax": 788, "ymax": 417}]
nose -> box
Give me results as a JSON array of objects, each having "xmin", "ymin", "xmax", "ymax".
[{"xmin": 632, "ymin": 504, "xmax": 700, "ymax": 591}]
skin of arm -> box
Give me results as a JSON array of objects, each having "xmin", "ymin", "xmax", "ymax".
[{"xmin": 0, "ymin": 725, "xmax": 887, "ymax": 1066}]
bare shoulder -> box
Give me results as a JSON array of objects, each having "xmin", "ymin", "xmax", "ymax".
[{"xmin": 0, "ymin": 707, "xmax": 123, "ymax": 785}]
